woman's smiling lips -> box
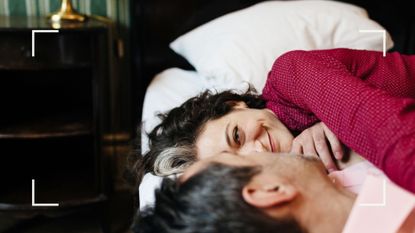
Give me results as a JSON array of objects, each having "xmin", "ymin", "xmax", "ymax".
[{"xmin": 266, "ymin": 129, "xmax": 275, "ymax": 152}]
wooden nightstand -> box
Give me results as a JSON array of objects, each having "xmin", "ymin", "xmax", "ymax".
[{"xmin": 0, "ymin": 16, "xmax": 120, "ymax": 232}]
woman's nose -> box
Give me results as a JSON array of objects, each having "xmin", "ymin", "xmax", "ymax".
[
  {"xmin": 245, "ymin": 120, "xmax": 263, "ymax": 140},
  {"xmin": 240, "ymin": 140, "xmax": 266, "ymax": 155}
]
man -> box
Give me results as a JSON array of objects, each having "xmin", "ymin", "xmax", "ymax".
[{"xmin": 134, "ymin": 152, "xmax": 415, "ymax": 233}]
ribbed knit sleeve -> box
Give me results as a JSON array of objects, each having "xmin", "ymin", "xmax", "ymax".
[{"xmin": 262, "ymin": 48, "xmax": 415, "ymax": 193}]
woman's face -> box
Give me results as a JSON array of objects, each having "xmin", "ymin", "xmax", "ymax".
[{"xmin": 195, "ymin": 102, "xmax": 294, "ymax": 160}]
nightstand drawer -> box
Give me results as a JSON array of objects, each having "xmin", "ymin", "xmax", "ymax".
[{"xmin": 0, "ymin": 31, "xmax": 92, "ymax": 69}]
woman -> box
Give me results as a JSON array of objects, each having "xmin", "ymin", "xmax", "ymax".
[{"xmin": 136, "ymin": 48, "xmax": 415, "ymax": 193}]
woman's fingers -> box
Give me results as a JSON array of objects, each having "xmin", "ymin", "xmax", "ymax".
[
  {"xmin": 311, "ymin": 127, "xmax": 337, "ymax": 172},
  {"xmin": 290, "ymin": 140, "xmax": 303, "ymax": 154},
  {"xmin": 292, "ymin": 122, "xmax": 341, "ymax": 173},
  {"xmin": 301, "ymin": 134, "xmax": 318, "ymax": 157},
  {"xmin": 321, "ymin": 123, "xmax": 344, "ymax": 160},
  {"xmin": 291, "ymin": 131, "xmax": 317, "ymax": 158}
]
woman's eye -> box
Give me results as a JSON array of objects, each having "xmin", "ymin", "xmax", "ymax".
[{"xmin": 233, "ymin": 126, "xmax": 241, "ymax": 146}]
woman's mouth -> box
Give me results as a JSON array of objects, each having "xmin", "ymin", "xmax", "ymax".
[{"xmin": 266, "ymin": 129, "xmax": 275, "ymax": 152}]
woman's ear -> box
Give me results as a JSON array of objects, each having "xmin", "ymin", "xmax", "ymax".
[
  {"xmin": 264, "ymin": 108, "xmax": 277, "ymax": 116},
  {"xmin": 242, "ymin": 179, "xmax": 298, "ymax": 208},
  {"xmin": 232, "ymin": 101, "xmax": 248, "ymax": 109}
]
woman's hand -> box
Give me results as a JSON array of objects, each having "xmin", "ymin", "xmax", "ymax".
[{"xmin": 290, "ymin": 122, "xmax": 344, "ymax": 172}]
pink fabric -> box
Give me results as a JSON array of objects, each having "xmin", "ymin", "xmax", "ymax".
[
  {"xmin": 329, "ymin": 160, "xmax": 384, "ymax": 194},
  {"xmin": 262, "ymin": 48, "xmax": 415, "ymax": 193},
  {"xmin": 342, "ymin": 174, "xmax": 415, "ymax": 233}
]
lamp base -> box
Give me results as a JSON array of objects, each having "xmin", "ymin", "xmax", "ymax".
[
  {"xmin": 47, "ymin": 0, "xmax": 87, "ymax": 23},
  {"xmin": 48, "ymin": 11, "xmax": 87, "ymax": 23}
]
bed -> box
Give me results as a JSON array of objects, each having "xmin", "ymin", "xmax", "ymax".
[{"xmin": 130, "ymin": 0, "xmax": 415, "ymax": 210}]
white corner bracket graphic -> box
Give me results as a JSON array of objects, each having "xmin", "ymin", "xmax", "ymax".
[
  {"xmin": 32, "ymin": 179, "xmax": 59, "ymax": 207},
  {"xmin": 31, "ymin": 29, "xmax": 59, "ymax": 57},
  {"xmin": 359, "ymin": 29, "xmax": 386, "ymax": 57},
  {"xmin": 358, "ymin": 178, "xmax": 386, "ymax": 207}
]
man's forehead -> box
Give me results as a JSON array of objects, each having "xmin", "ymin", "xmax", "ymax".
[
  {"xmin": 180, "ymin": 153, "xmax": 253, "ymax": 182},
  {"xmin": 179, "ymin": 159, "xmax": 210, "ymax": 182}
]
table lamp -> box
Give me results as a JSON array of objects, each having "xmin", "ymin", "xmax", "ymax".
[{"xmin": 48, "ymin": 0, "xmax": 87, "ymax": 23}]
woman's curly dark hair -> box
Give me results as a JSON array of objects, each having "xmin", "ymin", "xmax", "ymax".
[{"xmin": 129, "ymin": 87, "xmax": 266, "ymax": 186}]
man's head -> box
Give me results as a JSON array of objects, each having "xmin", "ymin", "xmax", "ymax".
[
  {"xmin": 139, "ymin": 89, "xmax": 293, "ymax": 177},
  {"xmin": 134, "ymin": 152, "xmax": 352, "ymax": 233}
]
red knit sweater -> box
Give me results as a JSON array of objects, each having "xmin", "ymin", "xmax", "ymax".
[{"xmin": 262, "ymin": 48, "xmax": 415, "ymax": 193}]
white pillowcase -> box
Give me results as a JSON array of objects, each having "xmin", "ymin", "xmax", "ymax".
[
  {"xmin": 140, "ymin": 68, "xmax": 207, "ymax": 210},
  {"xmin": 170, "ymin": 0, "xmax": 394, "ymax": 91}
]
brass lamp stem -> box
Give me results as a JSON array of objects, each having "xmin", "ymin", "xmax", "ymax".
[
  {"xmin": 61, "ymin": 0, "xmax": 74, "ymax": 12},
  {"xmin": 48, "ymin": 0, "xmax": 86, "ymax": 22}
]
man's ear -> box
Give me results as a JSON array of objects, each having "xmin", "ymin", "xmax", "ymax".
[{"xmin": 242, "ymin": 179, "xmax": 298, "ymax": 208}]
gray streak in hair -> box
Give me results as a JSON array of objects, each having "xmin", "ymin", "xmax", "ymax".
[{"xmin": 153, "ymin": 145, "xmax": 196, "ymax": 176}]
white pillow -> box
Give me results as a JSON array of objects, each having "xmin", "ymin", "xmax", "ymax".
[
  {"xmin": 140, "ymin": 68, "xmax": 206, "ymax": 210},
  {"xmin": 170, "ymin": 0, "xmax": 394, "ymax": 91}
]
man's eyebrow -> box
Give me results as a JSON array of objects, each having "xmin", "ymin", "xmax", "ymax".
[{"xmin": 225, "ymin": 122, "xmax": 231, "ymax": 147}]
